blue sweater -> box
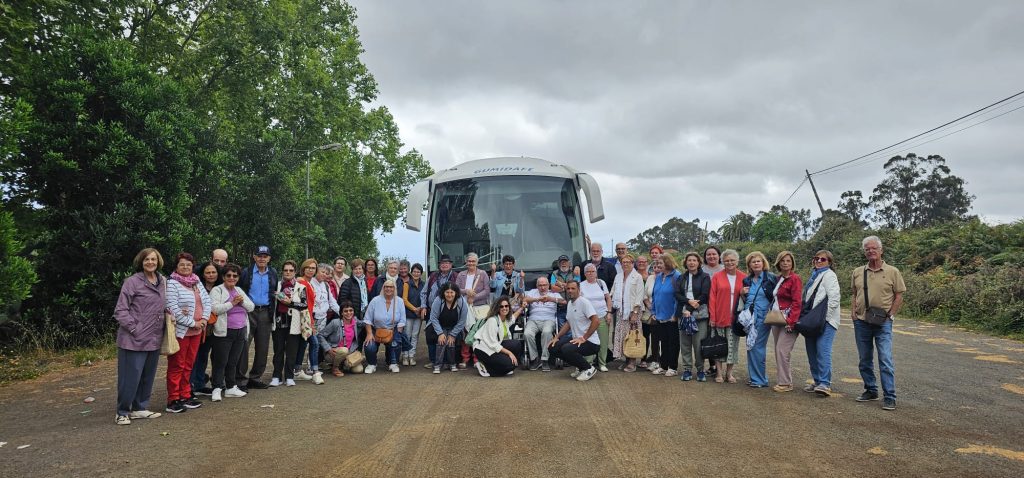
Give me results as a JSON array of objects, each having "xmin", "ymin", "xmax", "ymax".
[{"xmin": 651, "ymin": 270, "xmax": 681, "ymax": 322}]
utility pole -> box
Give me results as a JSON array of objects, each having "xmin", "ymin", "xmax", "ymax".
[{"xmin": 805, "ymin": 169, "xmax": 826, "ymax": 217}]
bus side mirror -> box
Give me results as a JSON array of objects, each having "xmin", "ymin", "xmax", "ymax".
[
  {"xmin": 576, "ymin": 173, "xmax": 605, "ymax": 223},
  {"xmin": 405, "ymin": 180, "xmax": 430, "ymax": 231}
]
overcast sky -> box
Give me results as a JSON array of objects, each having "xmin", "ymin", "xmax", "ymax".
[{"xmin": 353, "ymin": 1, "xmax": 1024, "ymax": 262}]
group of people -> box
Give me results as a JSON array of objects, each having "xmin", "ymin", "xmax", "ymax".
[{"xmin": 112, "ymin": 235, "xmax": 906, "ymax": 425}]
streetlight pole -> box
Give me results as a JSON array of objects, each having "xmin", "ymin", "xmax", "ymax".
[{"xmin": 297, "ymin": 143, "xmax": 344, "ymax": 259}]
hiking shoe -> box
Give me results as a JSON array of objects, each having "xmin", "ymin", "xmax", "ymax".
[
  {"xmin": 882, "ymin": 398, "xmax": 896, "ymax": 411},
  {"xmin": 212, "ymin": 388, "xmax": 223, "ymax": 402},
  {"xmin": 576, "ymin": 366, "xmax": 597, "ymax": 382},
  {"xmin": 433, "ymin": 366, "xmax": 441, "ymax": 374},
  {"xmin": 856, "ymin": 391, "xmax": 880, "ymax": 402},
  {"xmin": 814, "ymin": 385, "xmax": 832, "ymax": 397},
  {"xmin": 165, "ymin": 400, "xmax": 186, "ymax": 414},
  {"xmin": 803, "ymin": 383, "xmax": 817, "ymax": 393},
  {"xmin": 128, "ymin": 410, "xmax": 161, "ymax": 419},
  {"xmin": 183, "ymin": 398, "xmax": 203, "ymax": 409},
  {"xmin": 269, "ymin": 378, "xmax": 281, "ymax": 387},
  {"xmin": 681, "ymin": 370, "xmax": 693, "ymax": 381},
  {"xmin": 194, "ymin": 387, "xmax": 214, "ymax": 396},
  {"xmin": 224, "ymin": 386, "xmax": 247, "ymax": 398},
  {"xmin": 115, "ymin": 415, "xmax": 131, "ymax": 425},
  {"xmin": 696, "ymin": 371, "xmax": 706, "ymax": 382}
]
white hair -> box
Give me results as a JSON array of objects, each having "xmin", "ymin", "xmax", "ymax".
[
  {"xmin": 465, "ymin": 252, "xmax": 478, "ymax": 261},
  {"xmin": 862, "ymin": 236, "xmax": 883, "ymax": 249},
  {"xmin": 583, "ymin": 263, "xmax": 598, "ymax": 272},
  {"xmin": 721, "ymin": 249, "xmax": 740, "ymax": 261}
]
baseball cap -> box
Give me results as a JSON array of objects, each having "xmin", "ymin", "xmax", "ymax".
[
  {"xmin": 255, "ymin": 245, "xmax": 271, "ymax": 256},
  {"xmin": 557, "ymin": 254, "xmax": 570, "ymax": 262}
]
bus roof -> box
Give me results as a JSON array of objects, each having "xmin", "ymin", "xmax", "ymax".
[{"xmin": 427, "ymin": 157, "xmax": 580, "ymax": 183}]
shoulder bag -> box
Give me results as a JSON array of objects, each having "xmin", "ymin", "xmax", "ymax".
[
  {"xmin": 794, "ymin": 278, "xmax": 828, "ymax": 337},
  {"xmin": 161, "ymin": 281, "xmax": 180, "ymax": 355},
  {"xmin": 463, "ymin": 314, "xmax": 491, "ymax": 347},
  {"xmin": 373, "ymin": 299, "xmax": 397, "ymax": 344},
  {"xmin": 862, "ymin": 268, "xmax": 890, "ymax": 325},
  {"xmin": 622, "ymin": 323, "xmax": 647, "ymax": 359},
  {"xmin": 764, "ymin": 277, "xmax": 788, "ymax": 326}
]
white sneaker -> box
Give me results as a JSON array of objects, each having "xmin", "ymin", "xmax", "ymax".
[
  {"xmin": 115, "ymin": 415, "xmax": 131, "ymax": 425},
  {"xmin": 450, "ymin": 365, "xmax": 459, "ymax": 372},
  {"xmin": 409, "ymin": 358, "xmax": 417, "ymax": 366},
  {"xmin": 294, "ymin": 370, "xmax": 313, "ymax": 380},
  {"xmin": 285, "ymin": 379, "xmax": 296, "ymax": 387},
  {"xmin": 269, "ymin": 378, "xmax": 281, "ymax": 387},
  {"xmin": 599, "ymin": 365, "xmax": 609, "ymax": 372},
  {"xmin": 224, "ymin": 386, "xmax": 247, "ymax": 398},
  {"xmin": 650, "ymin": 366, "xmax": 665, "ymax": 375},
  {"xmin": 311, "ymin": 371, "xmax": 324, "ymax": 384},
  {"xmin": 664, "ymin": 368, "xmax": 678, "ymax": 377},
  {"xmin": 433, "ymin": 366, "xmax": 441, "ymax": 374},
  {"xmin": 389, "ymin": 364, "xmax": 400, "ymax": 373},
  {"xmin": 128, "ymin": 410, "xmax": 161, "ymax": 419},
  {"xmin": 570, "ymin": 368, "xmax": 582, "ymax": 378},
  {"xmin": 364, "ymin": 365, "xmax": 376, "ymax": 374},
  {"xmin": 576, "ymin": 366, "xmax": 597, "ymax": 382},
  {"xmin": 475, "ymin": 362, "xmax": 490, "ymax": 377},
  {"xmin": 211, "ymin": 388, "xmax": 223, "ymax": 402}
]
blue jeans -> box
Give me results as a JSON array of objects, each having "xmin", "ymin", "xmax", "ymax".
[
  {"xmin": 365, "ymin": 336, "xmax": 398, "ymax": 366},
  {"xmin": 294, "ymin": 335, "xmax": 320, "ymax": 372},
  {"xmin": 805, "ymin": 323, "xmax": 838, "ymax": 388},
  {"xmin": 404, "ymin": 318, "xmax": 423, "ymax": 357},
  {"xmin": 854, "ymin": 319, "xmax": 896, "ymax": 400},
  {"xmin": 745, "ymin": 318, "xmax": 773, "ymax": 386}
]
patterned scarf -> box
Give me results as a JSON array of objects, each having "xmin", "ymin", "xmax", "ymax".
[{"xmin": 171, "ymin": 271, "xmax": 200, "ymax": 288}]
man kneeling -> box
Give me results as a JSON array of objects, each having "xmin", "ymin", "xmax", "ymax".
[{"xmin": 548, "ymin": 280, "xmax": 600, "ymax": 382}]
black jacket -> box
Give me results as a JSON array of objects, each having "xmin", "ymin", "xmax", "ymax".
[
  {"xmin": 580, "ymin": 257, "xmax": 617, "ymax": 289},
  {"xmin": 339, "ymin": 276, "xmax": 367, "ymax": 320},
  {"xmin": 674, "ymin": 270, "xmax": 711, "ymax": 319},
  {"xmin": 239, "ymin": 264, "xmax": 279, "ymax": 306}
]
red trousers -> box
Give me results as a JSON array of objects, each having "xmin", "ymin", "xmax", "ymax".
[{"xmin": 166, "ymin": 334, "xmax": 200, "ymax": 402}]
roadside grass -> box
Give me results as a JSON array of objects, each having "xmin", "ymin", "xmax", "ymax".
[{"xmin": 0, "ymin": 341, "xmax": 116, "ymax": 386}]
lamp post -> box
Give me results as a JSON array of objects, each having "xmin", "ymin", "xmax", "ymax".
[{"xmin": 296, "ymin": 143, "xmax": 344, "ymax": 259}]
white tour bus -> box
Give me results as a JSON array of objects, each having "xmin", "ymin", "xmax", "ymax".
[{"xmin": 405, "ymin": 157, "xmax": 604, "ymax": 280}]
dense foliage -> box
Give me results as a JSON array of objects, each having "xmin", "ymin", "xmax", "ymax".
[{"xmin": 0, "ymin": 1, "xmax": 432, "ymax": 347}]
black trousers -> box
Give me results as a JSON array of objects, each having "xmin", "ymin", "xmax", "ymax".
[
  {"xmin": 653, "ymin": 321, "xmax": 680, "ymax": 370},
  {"xmin": 271, "ymin": 324, "xmax": 296, "ymax": 381},
  {"xmin": 548, "ymin": 339, "xmax": 599, "ymax": 372},
  {"xmin": 642, "ymin": 321, "xmax": 660, "ymax": 362},
  {"xmin": 473, "ymin": 340, "xmax": 523, "ymax": 377},
  {"xmin": 211, "ymin": 328, "xmax": 246, "ymax": 389}
]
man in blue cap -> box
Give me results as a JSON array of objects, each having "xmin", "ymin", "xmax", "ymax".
[{"xmin": 238, "ymin": 245, "xmax": 279, "ymax": 389}]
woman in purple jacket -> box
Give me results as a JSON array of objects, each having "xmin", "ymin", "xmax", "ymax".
[{"xmin": 113, "ymin": 248, "xmax": 167, "ymax": 425}]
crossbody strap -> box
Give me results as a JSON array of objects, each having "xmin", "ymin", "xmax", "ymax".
[{"xmin": 862, "ymin": 268, "xmax": 870, "ymax": 312}]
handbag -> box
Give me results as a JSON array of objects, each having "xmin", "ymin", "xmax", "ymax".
[
  {"xmin": 300, "ymin": 310, "xmax": 313, "ymax": 340},
  {"xmin": 764, "ymin": 276, "xmax": 788, "ymax": 326},
  {"xmin": 795, "ymin": 279, "xmax": 828, "ymax": 337},
  {"xmin": 700, "ymin": 327, "xmax": 728, "ymax": 360},
  {"xmin": 161, "ymin": 311, "xmax": 179, "ymax": 355},
  {"xmin": 862, "ymin": 269, "xmax": 890, "ymax": 325},
  {"xmin": 373, "ymin": 298, "xmax": 399, "ymax": 343},
  {"xmin": 731, "ymin": 294, "xmax": 748, "ymax": 337},
  {"xmin": 463, "ymin": 315, "xmax": 489, "ymax": 346},
  {"xmin": 344, "ymin": 350, "xmax": 365, "ymax": 369},
  {"xmin": 622, "ymin": 327, "xmax": 647, "ymax": 359}
]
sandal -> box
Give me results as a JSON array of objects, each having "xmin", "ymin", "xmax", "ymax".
[
  {"xmin": 332, "ymin": 368, "xmax": 344, "ymax": 377},
  {"xmin": 714, "ymin": 375, "xmax": 724, "ymax": 383},
  {"xmin": 727, "ymin": 375, "xmax": 737, "ymax": 384},
  {"xmin": 623, "ymin": 364, "xmax": 636, "ymax": 373}
]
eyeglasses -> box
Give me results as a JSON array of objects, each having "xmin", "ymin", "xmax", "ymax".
[
  {"xmin": 224, "ymin": 273, "xmax": 239, "ymax": 278},
  {"xmin": 282, "ymin": 269, "xmax": 295, "ymax": 272},
  {"xmin": 304, "ymin": 266, "xmax": 316, "ymax": 270},
  {"xmin": 499, "ymin": 304, "xmax": 511, "ymax": 309},
  {"xmin": 814, "ymin": 257, "xmax": 830, "ymax": 263},
  {"xmin": 615, "ymin": 248, "xmax": 626, "ymax": 251}
]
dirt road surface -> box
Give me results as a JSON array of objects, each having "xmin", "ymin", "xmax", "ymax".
[{"xmin": 1, "ymin": 318, "xmax": 1022, "ymax": 477}]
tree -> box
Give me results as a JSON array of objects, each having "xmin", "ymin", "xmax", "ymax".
[
  {"xmin": 869, "ymin": 154, "xmax": 974, "ymax": 229},
  {"xmin": 0, "ymin": 211, "xmax": 37, "ymax": 322},
  {"xmin": 837, "ymin": 190, "xmax": 870, "ymax": 225},
  {"xmin": 752, "ymin": 211, "xmax": 796, "ymax": 243},
  {"xmin": 627, "ymin": 217, "xmax": 705, "ymax": 252},
  {"xmin": 718, "ymin": 212, "xmax": 755, "ymax": 242}
]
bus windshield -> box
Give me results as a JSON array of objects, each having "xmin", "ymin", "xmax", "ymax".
[{"xmin": 429, "ymin": 176, "xmax": 587, "ymax": 271}]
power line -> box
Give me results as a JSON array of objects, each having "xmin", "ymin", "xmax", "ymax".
[
  {"xmin": 781, "ymin": 177, "xmax": 808, "ymax": 207},
  {"xmin": 809, "ymin": 89, "xmax": 1024, "ymax": 176},
  {"xmin": 817, "ymin": 101, "xmax": 1024, "ymax": 177}
]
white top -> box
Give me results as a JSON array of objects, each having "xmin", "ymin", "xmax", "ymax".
[
  {"xmin": 525, "ymin": 289, "xmax": 560, "ymax": 322},
  {"xmin": 727, "ymin": 272, "xmax": 737, "ymax": 303},
  {"xmin": 566, "ymin": 297, "xmax": 599, "ymax": 345},
  {"xmin": 579, "ymin": 279, "xmax": 609, "ymax": 317},
  {"xmin": 464, "ymin": 273, "xmax": 476, "ymax": 291},
  {"xmin": 473, "ymin": 315, "xmax": 513, "ymax": 355}
]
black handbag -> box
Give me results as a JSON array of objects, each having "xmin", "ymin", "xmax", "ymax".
[
  {"xmin": 700, "ymin": 327, "xmax": 729, "ymax": 360},
  {"xmin": 795, "ymin": 278, "xmax": 828, "ymax": 337}
]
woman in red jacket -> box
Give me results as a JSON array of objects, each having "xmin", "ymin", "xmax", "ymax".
[
  {"xmin": 770, "ymin": 251, "xmax": 803, "ymax": 392},
  {"xmin": 707, "ymin": 249, "xmax": 746, "ymax": 383}
]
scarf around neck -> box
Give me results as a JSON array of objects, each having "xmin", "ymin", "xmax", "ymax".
[{"xmin": 171, "ymin": 271, "xmax": 200, "ymax": 288}]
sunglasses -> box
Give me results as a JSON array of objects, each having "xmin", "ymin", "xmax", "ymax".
[
  {"xmin": 814, "ymin": 257, "xmax": 830, "ymax": 263},
  {"xmin": 282, "ymin": 269, "xmax": 295, "ymax": 272},
  {"xmin": 499, "ymin": 304, "xmax": 511, "ymax": 309},
  {"xmin": 224, "ymin": 273, "xmax": 239, "ymax": 278}
]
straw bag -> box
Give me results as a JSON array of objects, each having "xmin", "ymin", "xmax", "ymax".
[
  {"xmin": 622, "ymin": 327, "xmax": 646, "ymax": 359},
  {"xmin": 160, "ymin": 311, "xmax": 179, "ymax": 355}
]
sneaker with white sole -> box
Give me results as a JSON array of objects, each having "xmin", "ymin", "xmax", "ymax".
[
  {"xmin": 364, "ymin": 365, "xmax": 376, "ymax": 374},
  {"xmin": 312, "ymin": 371, "xmax": 324, "ymax": 384},
  {"xmin": 433, "ymin": 366, "xmax": 441, "ymax": 374},
  {"xmin": 570, "ymin": 368, "xmax": 582, "ymax": 378},
  {"xmin": 450, "ymin": 365, "xmax": 458, "ymax": 372},
  {"xmin": 224, "ymin": 386, "xmax": 247, "ymax": 398},
  {"xmin": 409, "ymin": 358, "xmax": 417, "ymax": 366},
  {"xmin": 128, "ymin": 410, "xmax": 162, "ymax": 419},
  {"xmin": 576, "ymin": 367, "xmax": 597, "ymax": 382},
  {"xmin": 389, "ymin": 364, "xmax": 400, "ymax": 373},
  {"xmin": 269, "ymin": 378, "xmax": 281, "ymax": 387},
  {"xmin": 599, "ymin": 365, "xmax": 609, "ymax": 372},
  {"xmin": 475, "ymin": 362, "xmax": 490, "ymax": 377},
  {"xmin": 664, "ymin": 368, "xmax": 678, "ymax": 377},
  {"xmin": 650, "ymin": 366, "xmax": 665, "ymax": 375},
  {"xmin": 285, "ymin": 379, "xmax": 296, "ymax": 387},
  {"xmin": 212, "ymin": 388, "xmax": 223, "ymax": 402},
  {"xmin": 115, "ymin": 414, "xmax": 131, "ymax": 425},
  {"xmin": 165, "ymin": 400, "xmax": 186, "ymax": 414},
  {"xmin": 294, "ymin": 370, "xmax": 313, "ymax": 380}
]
